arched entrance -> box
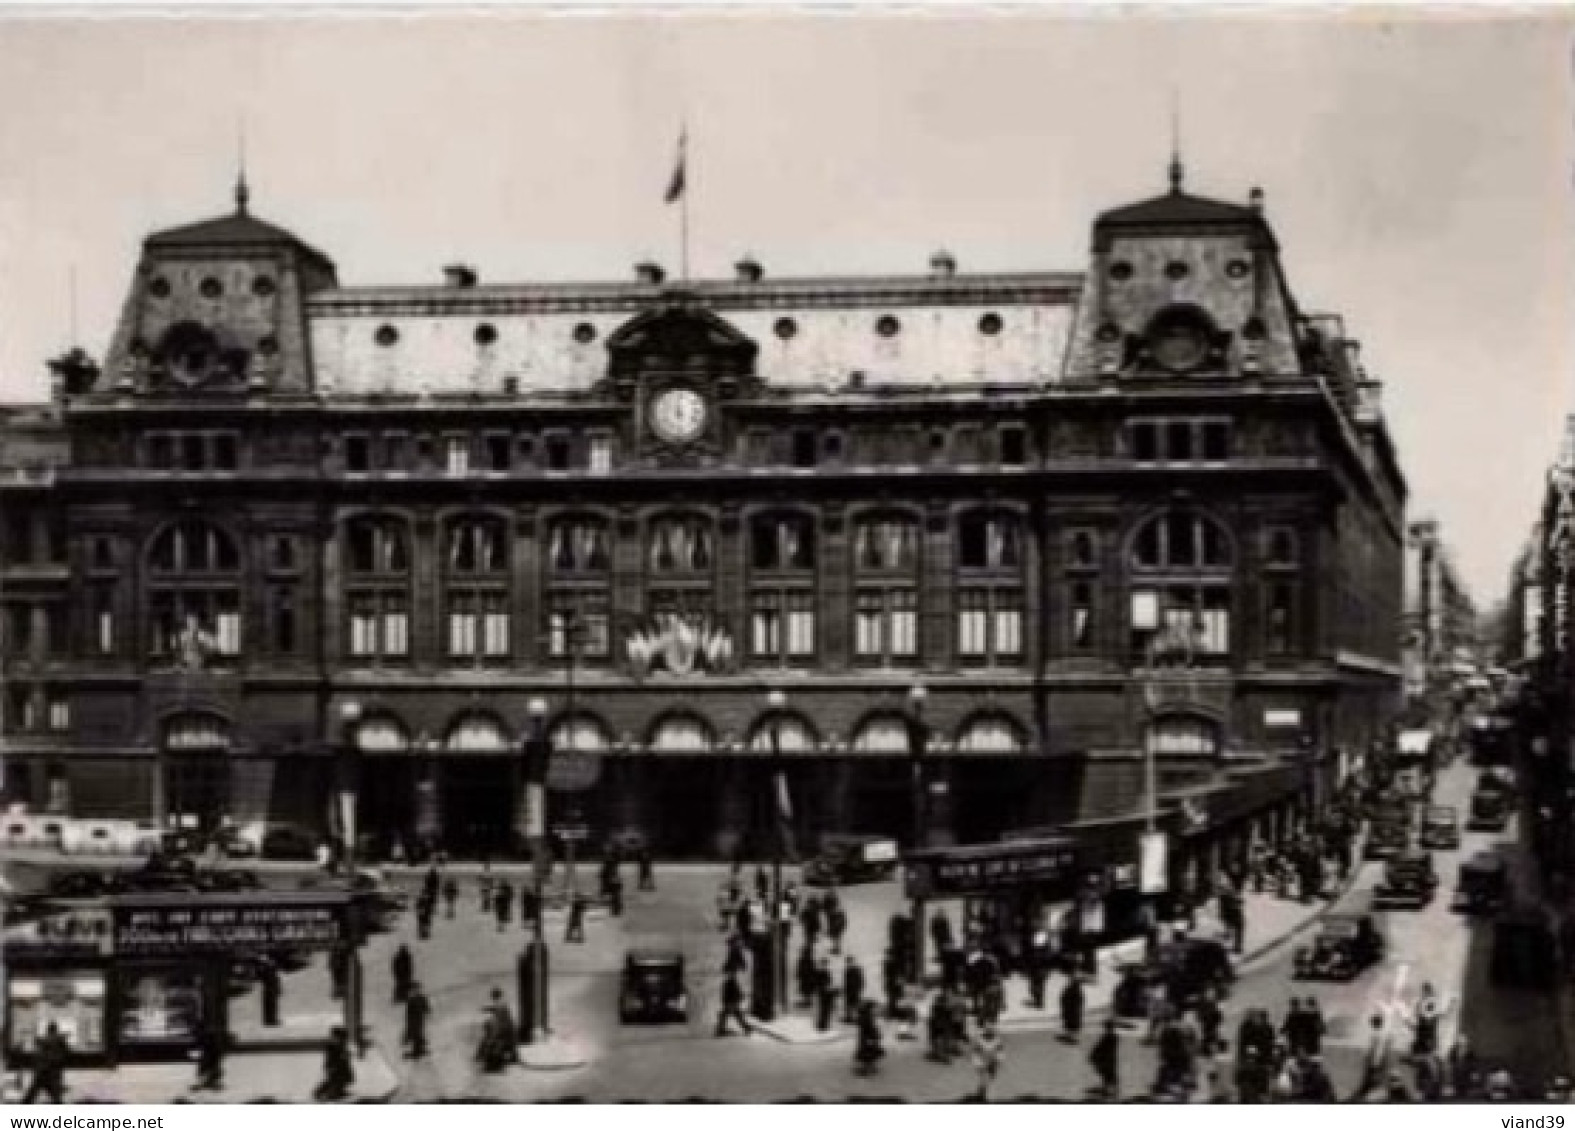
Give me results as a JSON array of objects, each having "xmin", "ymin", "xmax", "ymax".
[
  {"xmin": 162, "ymin": 712, "xmax": 232, "ymax": 835},
  {"xmin": 439, "ymin": 712, "xmax": 515, "ymax": 858}
]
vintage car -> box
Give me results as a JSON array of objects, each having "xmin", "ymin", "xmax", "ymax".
[
  {"xmin": 1364, "ymin": 819, "xmax": 1410, "ymax": 860},
  {"xmin": 1294, "ymin": 912, "xmax": 1385, "ymax": 980},
  {"xmin": 803, "ymin": 835, "xmax": 900, "ymax": 887},
  {"xmin": 1452, "ymin": 851, "xmax": 1512, "ymax": 915},
  {"xmin": 1111, "ymin": 937, "xmax": 1235, "ymax": 1017},
  {"xmin": 619, "ymin": 950, "xmax": 690, "ymax": 1024},
  {"xmin": 1373, "ymin": 849, "xmax": 1439, "ymax": 910},
  {"xmin": 1419, "ymin": 806, "xmax": 1461, "ymax": 850},
  {"xmin": 1467, "ymin": 788, "xmax": 1512, "ymax": 832}
]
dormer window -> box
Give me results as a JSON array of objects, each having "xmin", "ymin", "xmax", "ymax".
[{"xmin": 1142, "ymin": 305, "xmax": 1222, "ymax": 375}]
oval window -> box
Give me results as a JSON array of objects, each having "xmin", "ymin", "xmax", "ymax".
[
  {"xmin": 1108, "ymin": 261, "xmax": 1134, "ymax": 282},
  {"xmin": 978, "ymin": 312, "xmax": 1003, "ymax": 336},
  {"xmin": 875, "ymin": 315, "xmax": 901, "ymax": 338},
  {"xmin": 774, "ymin": 317, "xmax": 799, "ymax": 341},
  {"xmin": 374, "ymin": 325, "xmax": 400, "ymax": 348},
  {"xmin": 1164, "ymin": 261, "xmax": 1191, "ymax": 282},
  {"xmin": 148, "ymin": 277, "xmax": 172, "ymax": 299},
  {"xmin": 252, "ymin": 275, "xmax": 277, "ymax": 298},
  {"xmin": 199, "ymin": 277, "xmax": 224, "ymax": 299},
  {"xmin": 572, "ymin": 322, "xmax": 597, "ymax": 345},
  {"xmin": 474, "ymin": 323, "xmax": 499, "ymax": 347}
]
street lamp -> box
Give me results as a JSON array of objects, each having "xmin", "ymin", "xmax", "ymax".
[
  {"xmin": 335, "ymin": 699, "xmax": 365, "ymax": 1055},
  {"xmin": 520, "ymin": 697, "xmax": 552, "ymax": 1044},
  {"xmin": 907, "ymin": 684, "xmax": 929, "ymax": 985},
  {"xmin": 765, "ymin": 688, "xmax": 788, "ymax": 1019}
]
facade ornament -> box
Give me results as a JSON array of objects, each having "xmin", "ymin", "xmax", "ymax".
[{"xmin": 626, "ymin": 613, "xmax": 734, "ymax": 677}]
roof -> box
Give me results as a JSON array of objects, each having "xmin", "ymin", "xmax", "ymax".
[
  {"xmin": 1096, "ymin": 188, "xmax": 1264, "ymax": 228},
  {"xmin": 145, "ymin": 205, "xmax": 334, "ymax": 267}
]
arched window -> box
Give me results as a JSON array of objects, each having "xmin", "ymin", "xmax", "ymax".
[
  {"xmin": 649, "ymin": 713, "xmax": 715, "ymax": 754},
  {"xmin": 549, "ymin": 715, "xmax": 612, "ymax": 754},
  {"xmin": 957, "ymin": 511, "xmax": 1025, "ymax": 667},
  {"xmin": 146, "ymin": 521, "xmax": 241, "ymax": 666},
  {"xmin": 1263, "ymin": 526, "xmax": 1300, "ymax": 657},
  {"xmin": 545, "ymin": 515, "xmax": 611, "ymax": 665},
  {"xmin": 956, "ymin": 714, "xmax": 1027, "ymax": 754},
  {"xmin": 853, "ymin": 513, "xmax": 919, "ymax": 666},
  {"xmin": 344, "ymin": 515, "xmax": 410, "ymax": 662},
  {"xmin": 645, "ymin": 514, "xmax": 718, "ymax": 666},
  {"xmin": 749, "ymin": 512, "xmax": 817, "ymax": 667},
  {"xmin": 353, "ymin": 715, "xmax": 411, "ymax": 754},
  {"xmin": 1146, "ymin": 714, "xmax": 1220, "ymax": 757},
  {"xmin": 444, "ymin": 713, "xmax": 509, "ymax": 753},
  {"xmin": 444, "ymin": 515, "xmax": 510, "ymax": 665},
  {"xmin": 748, "ymin": 713, "xmax": 820, "ymax": 754},
  {"xmin": 162, "ymin": 712, "xmax": 230, "ymax": 752},
  {"xmin": 851, "ymin": 714, "xmax": 915, "ymax": 754},
  {"xmin": 648, "ymin": 515, "xmax": 715, "ymax": 575},
  {"xmin": 1129, "ymin": 511, "xmax": 1234, "ymax": 663}
]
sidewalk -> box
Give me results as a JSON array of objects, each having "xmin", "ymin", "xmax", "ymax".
[{"xmin": 0, "ymin": 1047, "xmax": 401, "ymax": 1105}]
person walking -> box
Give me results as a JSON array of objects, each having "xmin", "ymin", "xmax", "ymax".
[
  {"xmin": 1219, "ymin": 886, "xmax": 1245, "ymax": 955},
  {"xmin": 192, "ymin": 1019, "xmax": 226, "ymax": 1092},
  {"xmin": 637, "ymin": 846, "xmax": 656, "ymax": 892},
  {"xmin": 565, "ymin": 891, "xmax": 587, "ymax": 943},
  {"xmin": 404, "ymin": 982, "xmax": 432, "ymax": 1059},
  {"xmin": 1412, "ymin": 982, "xmax": 1441, "ymax": 1056},
  {"xmin": 969, "ymin": 1023, "xmax": 1004, "ymax": 1102},
  {"xmin": 1196, "ymin": 987, "xmax": 1224, "ymax": 1057},
  {"xmin": 391, "ymin": 942, "xmax": 415, "ymax": 1003},
  {"xmin": 478, "ymin": 871, "xmax": 494, "ymax": 915},
  {"xmin": 1090, "ymin": 1018, "xmax": 1121, "ymax": 1100},
  {"xmin": 259, "ymin": 956, "xmax": 282, "ymax": 1027},
  {"xmin": 814, "ymin": 957, "xmax": 839, "ymax": 1032},
  {"xmin": 853, "ymin": 1001, "xmax": 885, "ymax": 1077},
  {"xmin": 442, "ymin": 876, "xmax": 458, "ymax": 920},
  {"xmin": 494, "ymin": 880, "xmax": 514, "ymax": 931},
  {"xmin": 842, "ymin": 955, "xmax": 866, "ymax": 1024},
  {"xmin": 716, "ymin": 970, "xmax": 753, "ymax": 1037},
  {"xmin": 313, "ymin": 1027, "xmax": 355, "ymax": 1102},
  {"xmin": 416, "ymin": 893, "xmax": 434, "ymax": 940},
  {"xmin": 1352, "ymin": 1014, "xmax": 1394, "ymax": 1102},
  {"xmin": 827, "ymin": 901, "xmax": 849, "ymax": 956},
  {"xmin": 329, "ymin": 946, "xmax": 349, "ymax": 1001},
  {"xmin": 796, "ymin": 944, "xmax": 818, "ymax": 1009},
  {"xmin": 607, "ymin": 871, "xmax": 625, "ymax": 917},
  {"xmin": 1060, "ymin": 973, "xmax": 1086, "ymax": 1042},
  {"xmin": 881, "ymin": 948, "xmax": 903, "ymax": 1019}
]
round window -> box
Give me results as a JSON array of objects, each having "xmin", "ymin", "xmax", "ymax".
[
  {"xmin": 374, "ymin": 325, "xmax": 400, "ymax": 348},
  {"xmin": 1164, "ymin": 261, "xmax": 1191, "ymax": 282},
  {"xmin": 572, "ymin": 322, "xmax": 598, "ymax": 345},
  {"xmin": 1108, "ymin": 261, "xmax": 1134, "ymax": 282},
  {"xmin": 257, "ymin": 335, "xmax": 280, "ymax": 358},
  {"xmin": 774, "ymin": 317, "xmax": 799, "ymax": 341},
  {"xmin": 199, "ymin": 277, "xmax": 224, "ymax": 299},
  {"xmin": 148, "ymin": 277, "xmax": 172, "ymax": 299},
  {"xmin": 1151, "ymin": 320, "xmax": 1209, "ymax": 372},
  {"xmin": 1225, "ymin": 259, "xmax": 1251, "ymax": 281},
  {"xmin": 978, "ymin": 312, "xmax": 1003, "ymax": 336},
  {"xmin": 474, "ymin": 323, "xmax": 498, "ymax": 347},
  {"xmin": 875, "ymin": 315, "xmax": 901, "ymax": 338},
  {"xmin": 252, "ymin": 275, "xmax": 277, "ymax": 298}
]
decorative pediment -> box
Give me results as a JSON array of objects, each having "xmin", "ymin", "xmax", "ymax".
[{"xmin": 605, "ymin": 298, "xmax": 758, "ymax": 388}]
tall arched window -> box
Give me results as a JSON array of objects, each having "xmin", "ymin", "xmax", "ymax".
[
  {"xmin": 1128, "ymin": 510, "xmax": 1234, "ymax": 664},
  {"xmin": 853, "ymin": 512, "xmax": 919, "ymax": 666},
  {"xmin": 545, "ymin": 514, "xmax": 611, "ymax": 664},
  {"xmin": 748, "ymin": 512, "xmax": 817, "ymax": 667},
  {"xmin": 646, "ymin": 513, "xmax": 717, "ymax": 649},
  {"xmin": 147, "ymin": 520, "xmax": 242, "ymax": 667},
  {"xmin": 344, "ymin": 515, "xmax": 410, "ymax": 662},
  {"xmin": 444, "ymin": 514, "xmax": 510, "ymax": 665},
  {"xmin": 956, "ymin": 510, "xmax": 1025, "ymax": 667}
]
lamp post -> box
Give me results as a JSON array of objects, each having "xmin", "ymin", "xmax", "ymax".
[
  {"xmin": 336, "ymin": 699, "xmax": 365, "ymax": 1054},
  {"xmin": 520, "ymin": 697, "xmax": 551, "ymax": 1043},
  {"xmin": 765, "ymin": 688, "xmax": 788, "ymax": 1018},
  {"xmin": 907, "ymin": 683, "xmax": 929, "ymax": 985}
]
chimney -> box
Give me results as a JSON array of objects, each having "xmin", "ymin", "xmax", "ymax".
[
  {"xmin": 930, "ymin": 249, "xmax": 957, "ymax": 278},
  {"xmin": 734, "ymin": 256, "xmax": 764, "ymax": 284},
  {"xmin": 635, "ymin": 261, "xmax": 666, "ymax": 286},
  {"xmin": 443, "ymin": 264, "xmax": 478, "ymax": 289},
  {"xmin": 1248, "ymin": 187, "xmax": 1265, "ymax": 214}
]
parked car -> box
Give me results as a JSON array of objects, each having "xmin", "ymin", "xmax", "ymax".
[
  {"xmin": 1364, "ymin": 820, "xmax": 1410, "ymax": 860},
  {"xmin": 256, "ymin": 824, "xmax": 320, "ymax": 862},
  {"xmin": 1453, "ymin": 851, "xmax": 1512, "ymax": 915},
  {"xmin": 1418, "ymin": 806, "xmax": 1461, "ymax": 850},
  {"xmin": 803, "ymin": 835, "xmax": 901, "ymax": 887},
  {"xmin": 1467, "ymin": 788, "xmax": 1512, "ymax": 832},
  {"xmin": 1294, "ymin": 912, "xmax": 1385, "ymax": 980},
  {"xmin": 1373, "ymin": 849, "xmax": 1438, "ymax": 910},
  {"xmin": 619, "ymin": 951, "xmax": 689, "ymax": 1024}
]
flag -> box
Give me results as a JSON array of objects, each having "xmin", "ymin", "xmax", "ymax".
[{"xmin": 664, "ymin": 129, "xmax": 687, "ymax": 204}]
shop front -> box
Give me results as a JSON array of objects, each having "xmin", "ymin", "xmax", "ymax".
[{"xmin": 3, "ymin": 890, "xmax": 353, "ymax": 1066}]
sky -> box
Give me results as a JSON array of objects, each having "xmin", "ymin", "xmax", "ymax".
[{"xmin": 0, "ymin": 11, "xmax": 1569, "ymax": 604}]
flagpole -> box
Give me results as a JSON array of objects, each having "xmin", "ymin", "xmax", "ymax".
[{"xmin": 680, "ymin": 122, "xmax": 690, "ymax": 282}]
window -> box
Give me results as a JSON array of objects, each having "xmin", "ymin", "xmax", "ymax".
[
  {"xmin": 345, "ymin": 434, "xmax": 370, "ymax": 473},
  {"xmin": 344, "ymin": 516, "xmax": 411, "ymax": 663},
  {"xmin": 483, "ymin": 433, "xmax": 511, "ymax": 473},
  {"xmin": 1132, "ymin": 422, "xmax": 1159, "ymax": 461},
  {"xmin": 1069, "ymin": 530, "xmax": 1097, "ymax": 570},
  {"xmin": 270, "ymin": 536, "xmax": 297, "ymax": 573},
  {"xmin": 1129, "ymin": 510, "xmax": 1234, "ymax": 665},
  {"xmin": 547, "ymin": 593, "xmax": 610, "ymax": 660},
  {"xmin": 383, "ymin": 432, "xmax": 410, "ymax": 471},
  {"xmin": 1130, "ymin": 418, "xmax": 1231, "ymax": 463},
  {"xmin": 957, "ymin": 588, "xmax": 1022, "ymax": 665},
  {"xmin": 548, "ymin": 517, "xmax": 610, "ymax": 574},
  {"xmin": 347, "ymin": 517, "xmax": 409, "ymax": 575},
  {"xmin": 1265, "ymin": 527, "xmax": 1299, "ymax": 567},
  {"xmin": 43, "ymin": 604, "xmax": 66, "ymax": 659},
  {"xmin": 146, "ymin": 435, "xmax": 174, "ymax": 470},
  {"xmin": 853, "ymin": 513, "xmax": 920, "ymax": 666},
  {"xmin": 45, "ymin": 690, "xmax": 69, "ymax": 732},
  {"xmin": 1166, "ymin": 421, "xmax": 1193, "ymax": 461},
  {"xmin": 146, "ymin": 520, "xmax": 242, "ymax": 666},
  {"xmin": 853, "ymin": 516, "xmax": 919, "ymax": 572},
  {"xmin": 746, "ymin": 592, "xmax": 816, "ymax": 661},
  {"xmin": 2, "ymin": 603, "xmax": 32, "ymax": 655},
  {"xmin": 8, "ymin": 685, "xmax": 34, "ymax": 732},
  {"xmin": 1131, "ymin": 513, "xmax": 1232, "ymax": 571},
  {"xmin": 958, "ymin": 513, "xmax": 1023, "ymax": 571},
  {"xmin": 1071, "ymin": 582, "xmax": 1095, "ymax": 650},
  {"xmin": 792, "ymin": 429, "xmax": 817, "ymax": 469},
  {"xmin": 272, "ymin": 589, "xmax": 297, "ymax": 655},
  {"xmin": 588, "ymin": 435, "xmax": 613, "ymax": 474},
  {"xmin": 92, "ymin": 587, "xmax": 115, "ymax": 656},
  {"xmin": 1000, "ymin": 427, "xmax": 1027, "ymax": 466},
  {"xmin": 648, "ymin": 516, "xmax": 714, "ymax": 575},
  {"xmin": 181, "ymin": 434, "xmax": 205, "ymax": 471},
  {"xmin": 824, "ymin": 433, "xmax": 844, "ymax": 462},
  {"xmin": 1266, "ymin": 582, "xmax": 1295, "ymax": 655},
  {"xmin": 1202, "ymin": 422, "xmax": 1229, "ymax": 462},
  {"xmin": 546, "ymin": 435, "xmax": 571, "ymax": 471},
  {"xmin": 444, "ymin": 515, "xmax": 510, "ymax": 665},
  {"xmin": 212, "ymin": 433, "xmax": 237, "ymax": 471},
  {"xmin": 90, "ymin": 537, "xmax": 115, "ymax": 572},
  {"xmin": 445, "ymin": 436, "xmax": 470, "ymax": 476},
  {"xmin": 749, "ymin": 513, "xmax": 817, "ymax": 667},
  {"xmin": 749, "ymin": 514, "xmax": 816, "ymax": 571}
]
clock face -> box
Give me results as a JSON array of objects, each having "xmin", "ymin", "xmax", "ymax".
[{"xmin": 649, "ymin": 387, "xmax": 708, "ymax": 443}]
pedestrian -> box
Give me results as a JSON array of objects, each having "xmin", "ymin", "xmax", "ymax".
[
  {"xmin": 312, "ymin": 1026, "xmax": 355, "ymax": 1102},
  {"xmin": 1415, "ymin": 1048, "xmax": 1445, "ymax": 1101},
  {"xmin": 1301, "ymin": 1055, "xmax": 1336, "ymax": 1102},
  {"xmin": 930, "ymin": 909, "xmax": 954, "ymax": 969},
  {"xmin": 827, "ymin": 902, "xmax": 849, "ymax": 956},
  {"xmin": 519, "ymin": 884, "xmax": 538, "ymax": 930},
  {"xmin": 607, "ymin": 872, "xmax": 624, "ymax": 917},
  {"xmin": 404, "ymin": 982, "xmax": 432, "ymax": 1059},
  {"xmin": 1282, "ymin": 997, "xmax": 1308, "ymax": 1057},
  {"xmin": 1219, "ymin": 888, "xmax": 1245, "ymax": 955},
  {"xmin": 801, "ymin": 895, "xmax": 824, "ymax": 944},
  {"xmin": 1196, "ymin": 987, "xmax": 1223, "ymax": 1056},
  {"xmin": 1304, "ymin": 997, "xmax": 1326, "ymax": 1057},
  {"xmin": 881, "ymin": 948, "xmax": 903, "ymax": 1019},
  {"xmin": 565, "ymin": 891, "xmax": 587, "ymax": 943},
  {"xmin": 442, "ymin": 876, "xmax": 458, "ymax": 919},
  {"xmin": 969, "ymin": 1023, "xmax": 1004, "ymax": 1102},
  {"xmin": 724, "ymin": 933, "xmax": 749, "ymax": 977},
  {"xmin": 1090, "ymin": 1018, "xmax": 1121, "ymax": 1100},
  {"xmin": 716, "ymin": 970, "xmax": 753, "ymax": 1037},
  {"xmin": 1412, "ymin": 982, "xmax": 1440, "ymax": 1056},
  {"xmin": 391, "ymin": 942, "xmax": 415, "ymax": 1003},
  {"xmin": 422, "ymin": 864, "xmax": 440, "ymax": 908},
  {"xmin": 1352, "ymin": 1014, "xmax": 1393, "ymax": 1102},
  {"xmin": 478, "ymin": 987, "xmax": 518, "ymax": 1071},
  {"xmin": 755, "ymin": 865, "xmax": 769, "ymax": 903},
  {"xmin": 842, "ymin": 955, "xmax": 866, "ymax": 1023},
  {"xmin": 796, "ymin": 944, "xmax": 818, "ymax": 1008},
  {"xmin": 416, "ymin": 893, "xmax": 434, "ymax": 940},
  {"xmin": 1026, "ymin": 925, "xmax": 1051, "ymax": 1009},
  {"xmin": 494, "ymin": 880, "xmax": 514, "ymax": 930},
  {"xmin": 329, "ymin": 946, "xmax": 349, "ymax": 1001},
  {"xmin": 192, "ymin": 1019, "xmax": 226, "ymax": 1092},
  {"xmin": 1446, "ymin": 1035, "xmax": 1480, "ymax": 1098},
  {"xmin": 259, "ymin": 956, "xmax": 282, "ymax": 1027},
  {"xmin": 478, "ymin": 871, "xmax": 494, "ymax": 914},
  {"xmin": 1060, "ymin": 973, "xmax": 1086, "ymax": 1042},
  {"xmin": 637, "ymin": 846, "xmax": 655, "ymax": 891},
  {"xmin": 853, "ymin": 1001, "xmax": 885, "ymax": 1077},
  {"xmin": 814, "ymin": 957, "xmax": 838, "ymax": 1032}
]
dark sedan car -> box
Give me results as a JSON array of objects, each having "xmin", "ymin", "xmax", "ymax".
[
  {"xmin": 1419, "ymin": 806, "xmax": 1460, "ymax": 850},
  {"xmin": 1374, "ymin": 850, "xmax": 1438, "ymax": 910},
  {"xmin": 619, "ymin": 951, "xmax": 689, "ymax": 1024},
  {"xmin": 1294, "ymin": 913, "xmax": 1385, "ymax": 980}
]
